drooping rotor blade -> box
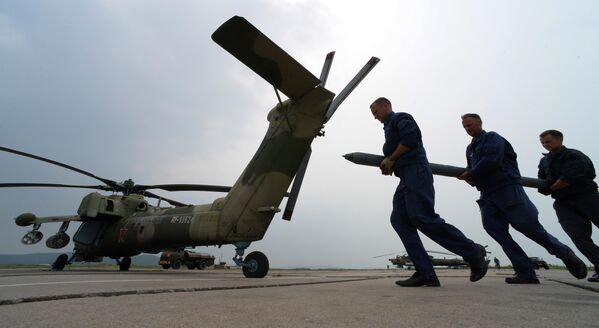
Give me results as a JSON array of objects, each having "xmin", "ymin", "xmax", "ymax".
[
  {"xmin": 373, "ymin": 252, "xmax": 405, "ymax": 258},
  {"xmin": 142, "ymin": 190, "xmax": 188, "ymax": 207},
  {"xmin": 324, "ymin": 57, "xmax": 380, "ymax": 123},
  {"xmin": 211, "ymin": 16, "xmax": 321, "ymax": 100},
  {"xmin": 426, "ymin": 250, "xmax": 458, "ymax": 257},
  {"xmin": 0, "ymin": 146, "xmax": 119, "ymax": 189},
  {"xmin": 134, "ymin": 184, "xmax": 291, "ymax": 197},
  {"xmin": 0, "ymin": 183, "xmax": 113, "ymax": 191},
  {"xmin": 282, "ymin": 52, "xmax": 337, "ymax": 221},
  {"xmin": 134, "ymin": 184, "xmax": 234, "ymax": 193}
]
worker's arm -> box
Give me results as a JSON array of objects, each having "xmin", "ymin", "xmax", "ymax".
[
  {"xmin": 380, "ymin": 118, "xmax": 419, "ymax": 175},
  {"xmin": 381, "ymin": 144, "xmax": 412, "ymax": 175},
  {"xmin": 549, "ymin": 179, "xmax": 571, "ymax": 192}
]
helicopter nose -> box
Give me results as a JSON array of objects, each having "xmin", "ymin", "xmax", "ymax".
[{"xmin": 15, "ymin": 213, "xmax": 37, "ymax": 226}]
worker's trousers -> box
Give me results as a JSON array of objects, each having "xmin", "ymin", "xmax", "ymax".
[{"xmin": 391, "ymin": 164, "xmax": 480, "ymax": 278}]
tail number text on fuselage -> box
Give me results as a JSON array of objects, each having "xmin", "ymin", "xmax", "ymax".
[{"xmin": 170, "ymin": 215, "xmax": 192, "ymax": 224}]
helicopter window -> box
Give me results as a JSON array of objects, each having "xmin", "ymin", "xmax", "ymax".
[
  {"xmin": 106, "ymin": 200, "xmax": 114, "ymax": 212},
  {"xmin": 73, "ymin": 221, "xmax": 111, "ymax": 245}
]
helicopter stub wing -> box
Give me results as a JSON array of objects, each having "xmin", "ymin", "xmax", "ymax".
[
  {"xmin": 212, "ymin": 16, "xmax": 321, "ymax": 100},
  {"xmin": 15, "ymin": 213, "xmax": 81, "ymax": 226}
]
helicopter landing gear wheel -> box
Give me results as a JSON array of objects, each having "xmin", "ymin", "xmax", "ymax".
[
  {"xmin": 161, "ymin": 264, "xmax": 171, "ymax": 269},
  {"xmin": 52, "ymin": 254, "xmax": 69, "ymax": 271},
  {"xmin": 242, "ymin": 251, "xmax": 269, "ymax": 278},
  {"xmin": 119, "ymin": 257, "xmax": 131, "ymax": 271}
]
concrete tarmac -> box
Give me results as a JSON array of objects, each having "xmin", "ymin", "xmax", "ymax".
[{"xmin": 0, "ymin": 267, "xmax": 597, "ymax": 328}]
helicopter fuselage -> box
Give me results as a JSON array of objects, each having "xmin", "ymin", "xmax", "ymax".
[{"xmin": 70, "ymin": 87, "xmax": 333, "ymax": 258}]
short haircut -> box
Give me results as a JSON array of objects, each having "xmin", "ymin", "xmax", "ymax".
[
  {"xmin": 461, "ymin": 113, "xmax": 482, "ymax": 123},
  {"xmin": 371, "ymin": 97, "xmax": 392, "ymax": 108},
  {"xmin": 539, "ymin": 129, "xmax": 563, "ymax": 139}
]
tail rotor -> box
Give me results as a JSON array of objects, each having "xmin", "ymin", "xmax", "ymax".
[{"xmin": 282, "ymin": 53, "xmax": 380, "ymax": 221}]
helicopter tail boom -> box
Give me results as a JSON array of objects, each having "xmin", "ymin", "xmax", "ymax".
[{"xmin": 218, "ymin": 86, "xmax": 333, "ymax": 241}]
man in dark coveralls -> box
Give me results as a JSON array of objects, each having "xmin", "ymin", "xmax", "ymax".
[
  {"xmin": 538, "ymin": 129, "xmax": 599, "ymax": 282},
  {"xmin": 458, "ymin": 114, "xmax": 587, "ymax": 284},
  {"xmin": 370, "ymin": 97, "xmax": 488, "ymax": 287}
]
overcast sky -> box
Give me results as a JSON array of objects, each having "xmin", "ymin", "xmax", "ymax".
[{"xmin": 1, "ymin": 0, "xmax": 598, "ymax": 269}]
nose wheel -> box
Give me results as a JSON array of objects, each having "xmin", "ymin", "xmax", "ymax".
[{"xmin": 51, "ymin": 254, "xmax": 69, "ymax": 271}]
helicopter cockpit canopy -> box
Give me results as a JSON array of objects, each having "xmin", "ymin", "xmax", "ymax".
[{"xmin": 77, "ymin": 192, "xmax": 149, "ymax": 220}]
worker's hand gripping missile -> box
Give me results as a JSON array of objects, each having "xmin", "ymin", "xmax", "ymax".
[{"xmin": 380, "ymin": 157, "xmax": 395, "ymax": 176}]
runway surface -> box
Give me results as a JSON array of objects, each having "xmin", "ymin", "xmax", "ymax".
[{"xmin": 0, "ymin": 267, "xmax": 597, "ymax": 327}]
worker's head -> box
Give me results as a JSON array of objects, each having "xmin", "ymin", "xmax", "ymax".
[
  {"xmin": 370, "ymin": 97, "xmax": 392, "ymax": 123},
  {"xmin": 539, "ymin": 130, "xmax": 564, "ymax": 153},
  {"xmin": 461, "ymin": 113, "xmax": 483, "ymax": 137}
]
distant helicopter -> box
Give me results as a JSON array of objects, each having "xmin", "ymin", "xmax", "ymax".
[
  {"xmin": 1, "ymin": 16, "xmax": 379, "ymax": 278},
  {"xmin": 375, "ymin": 249, "xmax": 490, "ymax": 269}
]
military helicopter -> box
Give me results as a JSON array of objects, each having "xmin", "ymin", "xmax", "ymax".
[
  {"xmin": 375, "ymin": 249, "xmax": 489, "ymax": 269},
  {"xmin": 1, "ymin": 16, "xmax": 379, "ymax": 278}
]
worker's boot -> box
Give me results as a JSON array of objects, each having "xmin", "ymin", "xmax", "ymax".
[
  {"xmin": 561, "ymin": 250, "xmax": 587, "ymax": 279},
  {"xmin": 395, "ymin": 272, "xmax": 440, "ymax": 287}
]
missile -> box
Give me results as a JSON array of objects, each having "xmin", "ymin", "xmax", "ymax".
[{"xmin": 342, "ymin": 152, "xmax": 548, "ymax": 189}]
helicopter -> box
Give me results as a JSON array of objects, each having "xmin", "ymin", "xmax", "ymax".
[
  {"xmin": 375, "ymin": 249, "xmax": 490, "ymax": 269},
  {"xmin": 1, "ymin": 16, "xmax": 379, "ymax": 278}
]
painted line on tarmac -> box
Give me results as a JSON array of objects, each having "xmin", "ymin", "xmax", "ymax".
[
  {"xmin": 0, "ymin": 277, "xmax": 382, "ymax": 306},
  {"xmin": 0, "ymin": 275, "xmax": 321, "ymax": 288},
  {"xmin": 0, "ymin": 278, "xmax": 218, "ymax": 288},
  {"xmin": 547, "ymin": 279, "xmax": 599, "ymax": 293}
]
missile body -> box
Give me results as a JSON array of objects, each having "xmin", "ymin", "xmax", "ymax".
[{"xmin": 343, "ymin": 152, "xmax": 548, "ymax": 189}]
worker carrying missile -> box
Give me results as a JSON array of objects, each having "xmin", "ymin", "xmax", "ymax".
[
  {"xmin": 369, "ymin": 97, "xmax": 488, "ymax": 287},
  {"xmin": 458, "ymin": 113, "xmax": 587, "ymax": 284},
  {"xmin": 538, "ymin": 129, "xmax": 599, "ymax": 283}
]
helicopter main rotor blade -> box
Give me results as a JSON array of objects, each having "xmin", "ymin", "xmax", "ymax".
[
  {"xmin": 425, "ymin": 250, "xmax": 458, "ymax": 257},
  {"xmin": 0, "ymin": 183, "xmax": 113, "ymax": 191},
  {"xmin": 134, "ymin": 184, "xmax": 291, "ymax": 197},
  {"xmin": 134, "ymin": 184, "xmax": 234, "ymax": 193},
  {"xmin": 142, "ymin": 190, "xmax": 188, "ymax": 207},
  {"xmin": 0, "ymin": 146, "xmax": 119, "ymax": 189},
  {"xmin": 372, "ymin": 252, "xmax": 405, "ymax": 258}
]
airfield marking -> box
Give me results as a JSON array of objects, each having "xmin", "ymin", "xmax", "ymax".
[
  {"xmin": 0, "ymin": 276, "xmax": 381, "ymax": 306},
  {"xmin": 547, "ymin": 279, "xmax": 599, "ymax": 293},
  {"xmin": 0, "ymin": 278, "xmax": 214, "ymax": 288},
  {"xmin": 0, "ymin": 276, "xmax": 321, "ymax": 288}
]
